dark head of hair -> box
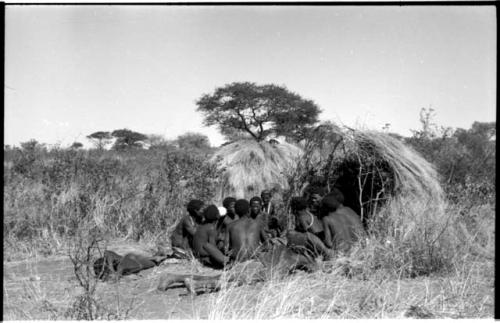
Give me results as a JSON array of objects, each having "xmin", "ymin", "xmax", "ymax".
[
  {"xmin": 203, "ymin": 204, "xmax": 220, "ymax": 223},
  {"xmin": 235, "ymin": 199, "xmax": 250, "ymax": 217},
  {"xmin": 222, "ymin": 197, "xmax": 236, "ymax": 208},
  {"xmin": 328, "ymin": 188, "xmax": 345, "ymax": 204},
  {"xmin": 249, "ymin": 196, "xmax": 262, "ymax": 205},
  {"xmin": 290, "ymin": 196, "xmax": 308, "ymax": 212},
  {"xmin": 260, "ymin": 190, "xmax": 271, "ymax": 198},
  {"xmin": 321, "ymin": 194, "xmax": 342, "ymax": 213},
  {"xmin": 308, "ymin": 186, "xmax": 326, "ymax": 197},
  {"xmin": 187, "ymin": 199, "xmax": 204, "ymax": 216},
  {"xmin": 93, "ymin": 257, "xmax": 119, "ymax": 280},
  {"xmin": 309, "ymin": 175, "xmax": 325, "ymax": 187}
]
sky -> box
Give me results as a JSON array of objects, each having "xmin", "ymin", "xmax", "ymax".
[{"xmin": 5, "ymin": 5, "xmax": 496, "ymax": 148}]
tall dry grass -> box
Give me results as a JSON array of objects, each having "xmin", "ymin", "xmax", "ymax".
[
  {"xmin": 4, "ymin": 147, "xmax": 223, "ymax": 260},
  {"xmin": 201, "ymin": 199, "xmax": 494, "ymax": 319}
]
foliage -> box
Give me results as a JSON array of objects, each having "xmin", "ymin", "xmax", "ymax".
[
  {"xmin": 145, "ymin": 134, "xmax": 176, "ymax": 151},
  {"xmin": 176, "ymin": 132, "xmax": 212, "ymax": 153},
  {"xmin": 86, "ymin": 131, "xmax": 112, "ymax": 150},
  {"xmin": 405, "ymin": 108, "xmax": 495, "ymax": 206},
  {"xmin": 111, "ymin": 129, "xmax": 148, "ymax": 150},
  {"xmin": 70, "ymin": 142, "xmax": 84, "ymax": 149},
  {"xmin": 196, "ymin": 82, "xmax": 321, "ymax": 142}
]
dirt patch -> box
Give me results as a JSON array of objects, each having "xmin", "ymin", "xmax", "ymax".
[{"xmin": 3, "ymin": 241, "xmax": 224, "ymax": 320}]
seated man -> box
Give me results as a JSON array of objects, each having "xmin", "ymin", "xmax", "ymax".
[
  {"xmin": 225, "ymin": 199, "xmax": 270, "ymax": 262},
  {"xmin": 286, "ymin": 196, "xmax": 333, "ymax": 260},
  {"xmin": 170, "ymin": 199, "xmax": 204, "ymax": 255},
  {"xmin": 94, "ymin": 250, "xmax": 167, "ymax": 281},
  {"xmin": 307, "ymin": 186, "xmax": 326, "ymax": 218},
  {"xmin": 216, "ymin": 197, "xmax": 238, "ymax": 252},
  {"xmin": 250, "ymin": 196, "xmax": 277, "ymax": 239},
  {"xmin": 193, "ymin": 205, "xmax": 230, "ymax": 269},
  {"xmin": 321, "ymin": 189, "xmax": 366, "ymax": 254},
  {"xmin": 260, "ymin": 190, "xmax": 283, "ymax": 238}
]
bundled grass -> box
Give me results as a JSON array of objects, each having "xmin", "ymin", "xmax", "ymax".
[{"xmin": 211, "ymin": 139, "xmax": 302, "ymax": 201}]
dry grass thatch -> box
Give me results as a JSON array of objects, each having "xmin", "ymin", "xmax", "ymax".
[
  {"xmin": 211, "ymin": 139, "xmax": 303, "ymax": 202},
  {"xmin": 211, "ymin": 127, "xmax": 445, "ymax": 230},
  {"xmin": 284, "ymin": 126, "xmax": 447, "ymax": 232},
  {"xmin": 349, "ymin": 130, "xmax": 443, "ymax": 202}
]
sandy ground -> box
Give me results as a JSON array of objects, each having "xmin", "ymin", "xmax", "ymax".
[
  {"xmin": 3, "ymin": 240, "xmax": 224, "ymax": 319},
  {"xmin": 3, "ymin": 239, "xmax": 494, "ymax": 320}
]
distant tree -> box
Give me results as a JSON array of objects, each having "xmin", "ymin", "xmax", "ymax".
[
  {"xmin": 86, "ymin": 131, "xmax": 112, "ymax": 150},
  {"xmin": 20, "ymin": 139, "xmax": 44, "ymax": 152},
  {"xmin": 111, "ymin": 129, "xmax": 148, "ymax": 150},
  {"xmin": 405, "ymin": 108, "xmax": 495, "ymax": 204},
  {"xmin": 176, "ymin": 132, "xmax": 211, "ymax": 151},
  {"xmin": 70, "ymin": 142, "xmax": 84, "ymax": 149},
  {"xmin": 196, "ymin": 82, "xmax": 321, "ymax": 142},
  {"xmin": 145, "ymin": 134, "xmax": 176, "ymax": 150}
]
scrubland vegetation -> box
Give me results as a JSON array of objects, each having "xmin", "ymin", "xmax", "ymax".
[{"xmin": 3, "ymin": 106, "xmax": 495, "ymax": 319}]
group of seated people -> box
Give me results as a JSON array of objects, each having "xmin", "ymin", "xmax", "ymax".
[{"xmin": 170, "ymin": 187, "xmax": 366, "ymax": 269}]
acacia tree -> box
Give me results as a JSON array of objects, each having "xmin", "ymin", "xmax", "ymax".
[
  {"xmin": 196, "ymin": 82, "xmax": 321, "ymax": 142},
  {"xmin": 111, "ymin": 129, "xmax": 148, "ymax": 150},
  {"xmin": 176, "ymin": 132, "xmax": 211, "ymax": 151},
  {"xmin": 86, "ymin": 131, "xmax": 112, "ymax": 150},
  {"xmin": 70, "ymin": 142, "xmax": 84, "ymax": 150}
]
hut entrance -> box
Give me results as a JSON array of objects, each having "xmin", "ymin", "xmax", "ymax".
[{"xmin": 328, "ymin": 157, "xmax": 394, "ymax": 230}]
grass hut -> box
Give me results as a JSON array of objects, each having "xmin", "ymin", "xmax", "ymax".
[
  {"xmin": 211, "ymin": 139, "xmax": 303, "ymax": 202},
  {"xmin": 286, "ymin": 126, "xmax": 446, "ymax": 233}
]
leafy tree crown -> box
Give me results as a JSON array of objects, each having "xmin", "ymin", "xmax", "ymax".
[{"xmin": 196, "ymin": 82, "xmax": 321, "ymax": 142}]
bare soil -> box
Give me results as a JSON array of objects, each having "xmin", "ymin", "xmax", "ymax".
[{"xmin": 3, "ymin": 240, "xmax": 223, "ymax": 320}]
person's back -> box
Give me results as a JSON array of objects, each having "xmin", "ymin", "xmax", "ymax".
[
  {"xmin": 193, "ymin": 223, "xmax": 211, "ymax": 258},
  {"xmin": 227, "ymin": 217, "xmax": 263, "ymax": 261},
  {"xmin": 226, "ymin": 199, "xmax": 268, "ymax": 261},
  {"xmin": 216, "ymin": 197, "xmax": 238, "ymax": 252},
  {"xmin": 321, "ymin": 191, "xmax": 366, "ymax": 253},
  {"xmin": 324, "ymin": 205, "xmax": 365, "ymax": 253}
]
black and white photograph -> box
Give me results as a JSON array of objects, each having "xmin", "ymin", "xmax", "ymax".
[{"xmin": 4, "ymin": 3, "xmax": 496, "ymax": 320}]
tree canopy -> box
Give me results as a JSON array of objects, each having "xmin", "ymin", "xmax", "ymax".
[
  {"xmin": 86, "ymin": 131, "xmax": 112, "ymax": 150},
  {"xmin": 111, "ymin": 129, "xmax": 148, "ymax": 150},
  {"xmin": 196, "ymin": 82, "xmax": 321, "ymax": 142},
  {"xmin": 176, "ymin": 132, "xmax": 211, "ymax": 151}
]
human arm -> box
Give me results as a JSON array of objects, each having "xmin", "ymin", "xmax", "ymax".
[
  {"xmin": 322, "ymin": 218, "xmax": 333, "ymax": 249},
  {"xmin": 183, "ymin": 216, "xmax": 197, "ymax": 236},
  {"xmin": 208, "ymin": 227, "xmax": 217, "ymax": 245}
]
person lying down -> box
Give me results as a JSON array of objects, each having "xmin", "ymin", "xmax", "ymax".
[{"xmin": 93, "ymin": 250, "xmax": 169, "ymax": 281}]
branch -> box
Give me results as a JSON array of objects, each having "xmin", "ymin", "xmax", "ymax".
[
  {"xmin": 236, "ymin": 109, "xmax": 259, "ymax": 140},
  {"xmin": 251, "ymin": 106, "xmax": 265, "ymax": 141}
]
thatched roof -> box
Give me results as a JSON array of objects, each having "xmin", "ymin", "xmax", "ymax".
[
  {"xmin": 211, "ymin": 139, "xmax": 303, "ymax": 202},
  {"xmin": 286, "ymin": 126, "xmax": 445, "ymax": 229},
  {"xmin": 210, "ymin": 126, "xmax": 445, "ymax": 236}
]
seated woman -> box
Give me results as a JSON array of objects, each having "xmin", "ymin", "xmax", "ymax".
[
  {"xmin": 192, "ymin": 205, "xmax": 230, "ymax": 269},
  {"xmin": 321, "ymin": 189, "xmax": 366, "ymax": 254},
  {"xmin": 170, "ymin": 199, "xmax": 205, "ymax": 256},
  {"xmin": 286, "ymin": 196, "xmax": 334, "ymax": 260},
  {"xmin": 215, "ymin": 197, "xmax": 238, "ymax": 252},
  {"xmin": 224, "ymin": 199, "xmax": 270, "ymax": 262}
]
